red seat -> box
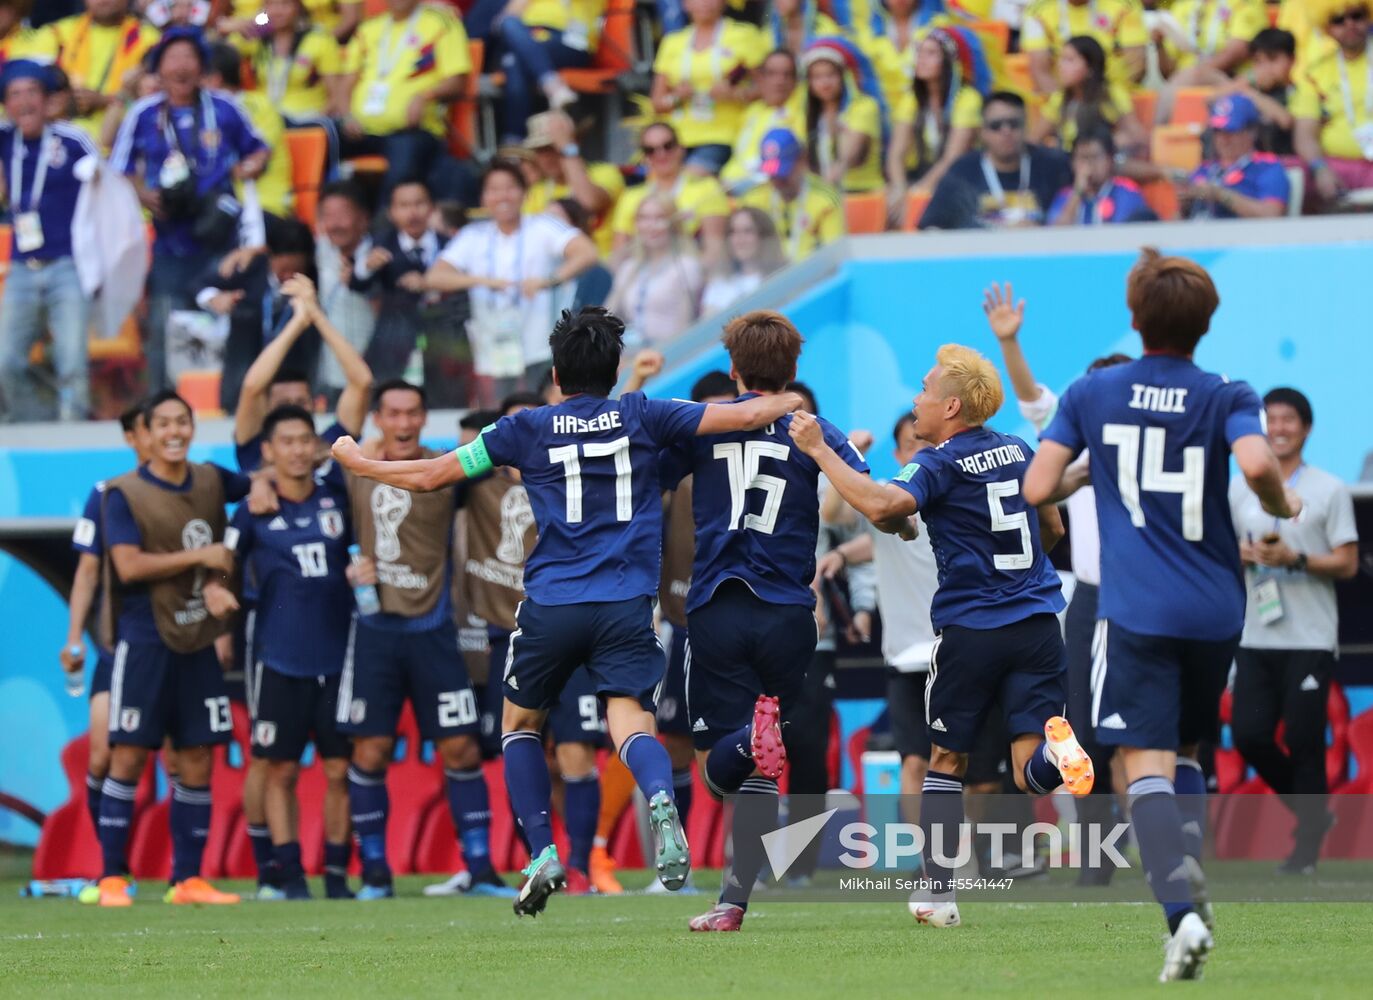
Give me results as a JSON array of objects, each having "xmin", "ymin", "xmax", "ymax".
[
  {"xmin": 1338, "ymin": 709, "xmax": 1373, "ymax": 794},
  {"xmin": 202, "ymin": 704, "xmax": 252, "ymax": 879},
  {"xmin": 295, "ymin": 756, "xmax": 328, "ymax": 874},
  {"xmin": 384, "ymin": 705, "xmax": 444, "ymax": 874},
  {"xmin": 846, "ymin": 725, "xmax": 872, "ymax": 800}
]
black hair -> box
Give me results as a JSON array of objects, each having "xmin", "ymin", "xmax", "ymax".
[
  {"xmin": 207, "ymin": 42, "xmax": 241, "ymax": 89},
  {"xmin": 270, "ymin": 367, "xmax": 310, "ymax": 388},
  {"xmin": 500, "ymin": 391, "xmax": 545, "ymax": 415},
  {"xmin": 318, "ymin": 179, "xmax": 370, "ymax": 214},
  {"xmin": 390, "ymin": 178, "xmax": 433, "ymax": 204},
  {"xmin": 266, "ymin": 216, "xmax": 315, "ymax": 258},
  {"xmin": 434, "ymin": 199, "xmax": 468, "ymax": 235},
  {"xmin": 460, "ymin": 409, "xmax": 500, "ymax": 431},
  {"xmin": 553, "ymin": 196, "xmax": 591, "ymax": 234},
  {"xmin": 262, "ymin": 404, "xmax": 316, "ymax": 440},
  {"xmin": 691, "ymin": 370, "xmax": 737, "ymax": 402},
  {"xmin": 786, "ymin": 380, "xmax": 819, "ymax": 416},
  {"xmin": 1071, "ymin": 124, "xmax": 1116, "ymax": 160},
  {"xmin": 1250, "ymin": 28, "xmax": 1296, "ymax": 59},
  {"xmin": 1263, "ymin": 387, "xmax": 1313, "ymax": 426},
  {"xmin": 143, "ymin": 389, "xmax": 193, "ymax": 422},
  {"xmin": 1087, "ymin": 352, "xmax": 1131, "ymax": 373},
  {"xmin": 371, "ymin": 378, "xmax": 427, "ymax": 411},
  {"xmin": 482, "ymin": 159, "xmax": 529, "ymax": 193},
  {"xmin": 548, "ymin": 307, "xmax": 625, "ymax": 397},
  {"xmin": 892, "ymin": 410, "xmax": 917, "ymax": 446},
  {"xmin": 118, "ymin": 402, "xmax": 146, "ymax": 434},
  {"xmin": 982, "ymin": 91, "xmax": 1026, "ymax": 116}
]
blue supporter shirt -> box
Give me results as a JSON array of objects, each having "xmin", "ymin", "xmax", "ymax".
[
  {"xmin": 108, "ymin": 89, "xmax": 267, "ymax": 256},
  {"xmin": 235, "ymin": 420, "xmax": 349, "ymax": 472},
  {"xmin": 1047, "ymin": 178, "xmax": 1151, "ymax": 225},
  {"xmin": 0, "ymin": 121, "xmax": 98, "ymax": 262},
  {"xmin": 1040, "ymin": 355, "xmax": 1264, "ymax": 640},
  {"xmin": 890, "ymin": 426, "xmax": 1065, "ymax": 631},
  {"xmin": 659, "ymin": 394, "xmax": 869, "ymax": 614},
  {"xmin": 229, "ymin": 471, "xmax": 354, "ymax": 677},
  {"xmin": 477, "ymin": 391, "xmax": 706, "ymax": 605},
  {"xmin": 103, "ymin": 463, "xmax": 252, "ymax": 645},
  {"xmin": 1186, "ymin": 154, "xmax": 1290, "ymax": 220}
]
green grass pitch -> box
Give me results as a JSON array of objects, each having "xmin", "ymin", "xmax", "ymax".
[{"xmin": 3, "ymin": 865, "xmax": 1371, "ymax": 998}]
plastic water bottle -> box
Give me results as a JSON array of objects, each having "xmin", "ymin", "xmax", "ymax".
[
  {"xmin": 64, "ymin": 645, "xmax": 86, "ymax": 698},
  {"xmin": 348, "ymin": 544, "xmax": 381, "ymax": 617}
]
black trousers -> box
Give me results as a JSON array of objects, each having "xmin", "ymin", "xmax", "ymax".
[{"xmin": 1231, "ymin": 647, "xmax": 1334, "ymax": 797}]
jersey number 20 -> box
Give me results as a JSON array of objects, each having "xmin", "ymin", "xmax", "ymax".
[{"xmin": 1102, "ymin": 424, "xmax": 1205, "ymax": 541}]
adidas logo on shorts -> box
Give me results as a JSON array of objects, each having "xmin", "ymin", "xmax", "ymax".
[
  {"xmin": 930, "ymin": 718, "xmax": 947, "ymax": 733},
  {"xmin": 1100, "ymin": 713, "xmax": 1127, "ymax": 729},
  {"xmin": 692, "ymin": 718, "xmax": 708, "ymax": 733}
]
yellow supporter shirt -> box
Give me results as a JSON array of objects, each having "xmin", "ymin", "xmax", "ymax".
[
  {"xmin": 1292, "ymin": 41, "xmax": 1373, "ymax": 161},
  {"xmin": 1278, "ymin": 0, "xmax": 1336, "ymax": 79},
  {"xmin": 1042, "ymin": 83, "xmax": 1134, "ymax": 147},
  {"xmin": 235, "ymin": 89, "xmax": 295, "ymax": 219},
  {"xmin": 893, "ymin": 85, "xmax": 983, "ymax": 167},
  {"xmin": 1021, "ymin": 0, "xmax": 1147, "ymax": 86},
  {"xmin": 738, "ymin": 173, "xmax": 845, "ymax": 261},
  {"xmin": 522, "ymin": 0, "xmax": 607, "ymax": 53},
  {"xmin": 610, "ymin": 173, "xmax": 730, "ymax": 238},
  {"xmin": 345, "ymin": 5, "xmax": 472, "ymax": 137},
  {"xmin": 233, "ymin": 0, "xmax": 361, "ymax": 34},
  {"xmin": 48, "ymin": 14, "xmax": 160, "ymax": 142},
  {"xmin": 0, "ymin": 23, "xmax": 57, "ymax": 66},
  {"xmin": 814, "ymin": 92, "xmax": 885, "ymax": 193},
  {"xmin": 1165, "ymin": 0, "xmax": 1267, "ymax": 72},
  {"xmin": 653, "ymin": 18, "xmax": 767, "ymax": 148},
  {"xmin": 720, "ymin": 91, "xmax": 806, "ymax": 189},
  {"xmin": 247, "ymin": 28, "xmax": 341, "ymax": 119},
  {"xmin": 524, "ymin": 160, "xmax": 626, "ymax": 256}
]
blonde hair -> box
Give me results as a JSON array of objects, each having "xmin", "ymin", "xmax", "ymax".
[
  {"xmin": 935, "ymin": 343, "xmax": 1004, "ymax": 426},
  {"xmin": 632, "ymin": 192, "xmax": 696, "ymax": 262}
]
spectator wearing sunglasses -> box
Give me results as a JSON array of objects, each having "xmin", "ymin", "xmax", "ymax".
[
  {"xmin": 610, "ymin": 121, "xmax": 729, "ymax": 266},
  {"xmin": 918, "ymin": 91, "xmax": 1072, "ymax": 230},
  {"xmin": 1293, "ymin": 0, "xmax": 1373, "ymax": 207}
]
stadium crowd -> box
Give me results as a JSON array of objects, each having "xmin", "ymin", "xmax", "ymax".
[{"xmin": 2, "ymin": 0, "xmax": 1373, "ymax": 423}]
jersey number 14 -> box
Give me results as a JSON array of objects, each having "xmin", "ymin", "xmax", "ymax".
[{"xmin": 1102, "ymin": 424, "xmax": 1205, "ymax": 541}]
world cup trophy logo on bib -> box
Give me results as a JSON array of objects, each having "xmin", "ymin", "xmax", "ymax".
[
  {"xmin": 371, "ymin": 485, "xmax": 412, "ymax": 562},
  {"xmin": 496, "ymin": 485, "xmax": 534, "ymax": 565},
  {"xmin": 181, "ymin": 518, "xmax": 213, "ymax": 596}
]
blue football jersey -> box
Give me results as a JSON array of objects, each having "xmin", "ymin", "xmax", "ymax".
[
  {"xmin": 73, "ymin": 482, "xmax": 105, "ymax": 557},
  {"xmin": 660, "ymin": 396, "xmax": 869, "ymax": 613},
  {"xmin": 229, "ymin": 475, "xmax": 355, "ymax": 677},
  {"xmin": 891, "ymin": 427, "xmax": 1065, "ymax": 631},
  {"xmin": 1041, "ymin": 355, "xmax": 1263, "ymax": 640},
  {"xmin": 477, "ymin": 391, "xmax": 705, "ymax": 605}
]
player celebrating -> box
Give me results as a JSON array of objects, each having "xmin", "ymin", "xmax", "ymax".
[
  {"xmin": 788, "ymin": 344, "xmax": 1094, "ymax": 929},
  {"xmin": 331, "ymin": 307, "xmax": 804, "ymax": 917},
  {"xmin": 1024, "ymin": 250, "xmax": 1300, "ymax": 982},
  {"xmin": 659, "ymin": 312, "xmax": 870, "ymax": 932},
  {"xmin": 227, "ymin": 405, "xmax": 357, "ymax": 900}
]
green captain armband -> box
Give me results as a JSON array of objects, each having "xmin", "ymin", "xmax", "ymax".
[{"xmin": 454, "ymin": 432, "xmax": 494, "ymax": 478}]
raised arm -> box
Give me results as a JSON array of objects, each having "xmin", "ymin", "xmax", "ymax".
[
  {"xmin": 1023, "ymin": 439, "xmax": 1077, "ymax": 507},
  {"xmin": 330, "ymin": 435, "xmax": 469, "ymax": 493},
  {"xmin": 284, "ymin": 275, "xmax": 373, "ymax": 436},
  {"xmin": 788, "ymin": 412, "xmax": 916, "ymax": 525},
  {"xmin": 1232, "ymin": 434, "xmax": 1301, "ymax": 520},
  {"xmin": 984, "ymin": 283, "xmax": 1040, "ymax": 404},
  {"xmin": 234, "ymin": 307, "xmax": 312, "ymax": 443},
  {"xmin": 696, "ymin": 392, "xmax": 804, "ymax": 435}
]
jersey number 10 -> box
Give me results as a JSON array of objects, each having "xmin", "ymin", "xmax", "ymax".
[{"xmin": 1102, "ymin": 424, "xmax": 1205, "ymax": 541}]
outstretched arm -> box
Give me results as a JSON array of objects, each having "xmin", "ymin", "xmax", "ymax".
[
  {"xmin": 331, "ymin": 435, "xmax": 471, "ymax": 493},
  {"xmin": 1023, "ymin": 440, "xmax": 1078, "ymax": 507},
  {"xmin": 788, "ymin": 412, "xmax": 916, "ymax": 526},
  {"xmin": 984, "ymin": 282, "xmax": 1040, "ymax": 405},
  {"xmin": 696, "ymin": 392, "xmax": 803, "ymax": 435},
  {"xmin": 1232, "ymin": 435, "xmax": 1301, "ymax": 520},
  {"xmin": 284, "ymin": 275, "xmax": 373, "ymax": 436},
  {"xmin": 234, "ymin": 307, "xmax": 312, "ymax": 442}
]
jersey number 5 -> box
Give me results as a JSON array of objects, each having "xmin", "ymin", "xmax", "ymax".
[
  {"xmin": 714, "ymin": 440, "xmax": 790, "ymax": 535},
  {"xmin": 986, "ymin": 480, "xmax": 1033, "ymax": 570},
  {"xmin": 549, "ymin": 437, "xmax": 632, "ymax": 524},
  {"xmin": 1102, "ymin": 424, "xmax": 1204, "ymax": 541}
]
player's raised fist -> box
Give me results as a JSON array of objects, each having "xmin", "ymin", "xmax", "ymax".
[
  {"xmin": 788, "ymin": 410, "xmax": 823, "ymax": 455},
  {"xmin": 332, "ymin": 435, "xmax": 363, "ymax": 469}
]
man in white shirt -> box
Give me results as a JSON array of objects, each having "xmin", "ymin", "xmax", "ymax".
[
  {"xmin": 314, "ymin": 180, "xmax": 377, "ymax": 401},
  {"xmin": 1228, "ymin": 387, "xmax": 1358, "ymax": 876}
]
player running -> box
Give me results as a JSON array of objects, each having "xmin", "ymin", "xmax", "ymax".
[
  {"xmin": 331, "ymin": 307, "xmax": 803, "ymax": 917},
  {"xmin": 1024, "ymin": 250, "xmax": 1300, "ymax": 982},
  {"xmin": 656, "ymin": 312, "xmax": 869, "ymax": 932},
  {"xmin": 789, "ymin": 344, "xmax": 1094, "ymax": 929}
]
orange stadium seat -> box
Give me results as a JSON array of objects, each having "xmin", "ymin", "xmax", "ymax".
[
  {"xmin": 969, "ymin": 19, "xmax": 1011, "ymax": 55},
  {"xmin": 1151, "ymin": 123, "xmax": 1203, "ymax": 172},
  {"xmin": 1142, "ymin": 180, "xmax": 1180, "ymax": 221},
  {"xmin": 1002, "ymin": 52, "xmax": 1035, "ymax": 99},
  {"xmin": 844, "ymin": 192, "xmax": 886, "ymax": 234},
  {"xmin": 1172, "ymin": 87, "xmax": 1217, "ymax": 127},
  {"xmin": 177, "ymin": 370, "xmax": 224, "ymax": 416},
  {"xmin": 903, "ymin": 190, "xmax": 932, "ymax": 230},
  {"xmin": 286, "ymin": 127, "xmax": 329, "ymax": 228},
  {"xmin": 561, "ymin": 0, "xmax": 636, "ymax": 95},
  {"xmin": 1132, "ymin": 89, "xmax": 1159, "ymax": 127}
]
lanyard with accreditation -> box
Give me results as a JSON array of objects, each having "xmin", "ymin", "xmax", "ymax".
[
  {"xmin": 1336, "ymin": 39, "xmax": 1373, "ymax": 159},
  {"xmin": 9, "ymin": 126, "xmax": 51, "ymax": 253},
  {"xmin": 362, "ymin": 9, "xmax": 422, "ymax": 118},
  {"xmin": 1250, "ymin": 463, "xmax": 1304, "ymax": 626},
  {"xmin": 468, "ymin": 223, "xmax": 527, "ymax": 379}
]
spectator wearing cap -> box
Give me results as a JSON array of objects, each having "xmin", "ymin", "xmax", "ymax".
[
  {"xmin": 738, "ymin": 127, "xmax": 844, "ymax": 260},
  {"xmin": 45, "ymin": 0, "xmax": 160, "ymax": 143},
  {"xmin": 339, "ymin": 0, "xmax": 474, "ymax": 205},
  {"xmin": 1293, "ymin": 0, "xmax": 1373, "ymax": 207},
  {"xmin": 801, "ymin": 39, "xmax": 884, "ymax": 193},
  {"xmin": 610, "ymin": 121, "xmax": 728, "ymax": 265},
  {"xmin": 650, "ymin": 0, "xmax": 766, "ymax": 177},
  {"xmin": 1180, "ymin": 93, "xmax": 1290, "ymax": 219},
  {"xmin": 721, "ymin": 48, "xmax": 804, "ymax": 196},
  {"xmin": 1229, "ymin": 387, "xmax": 1359, "ymax": 877},
  {"xmin": 110, "ymin": 26, "xmax": 270, "ymax": 390},
  {"xmin": 521, "ymin": 110, "xmax": 624, "ymax": 258},
  {"xmin": 494, "ymin": 0, "xmax": 602, "ymax": 143},
  {"xmin": 1049, "ymin": 127, "xmax": 1153, "ymax": 225},
  {"xmin": 0, "ymin": 59, "xmax": 100, "ymax": 421}
]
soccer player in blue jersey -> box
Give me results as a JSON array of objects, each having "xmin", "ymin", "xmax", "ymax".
[
  {"xmin": 227, "ymin": 405, "xmax": 357, "ymax": 900},
  {"xmin": 789, "ymin": 344, "xmax": 1095, "ymax": 929},
  {"xmin": 330, "ymin": 307, "xmax": 804, "ymax": 917},
  {"xmin": 655, "ymin": 312, "xmax": 870, "ymax": 932},
  {"xmin": 1024, "ymin": 250, "xmax": 1301, "ymax": 982}
]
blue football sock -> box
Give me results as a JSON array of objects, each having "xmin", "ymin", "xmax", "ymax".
[
  {"xmin": 347, "ymin": 765, "xmax": 391, "ymax": 881},
  {"xmin": 97, "ymin": 776, "xmax": 136, "ymax": 879},
  {"xmin": 323, "ymin": 840, "xmax": 351, "ymax": 886},
  {"xmin": 619, "ymin": 731, "xmax": 673, "ymax": 801},
  {"xmin": 672, "ymin": 767, "xmax": 695, "ymax": 830},
  {"xmin": 704, "ymin": 724, "xmax": 755, "ymax": 797},
  {"xmin": 246, "ymin": 823, "xmax": 273, "ymax": 883},
  {"xmin": 86, "ymin": 772, "xmax": 103, "ymax": 844},
  {"xmin": 502, "ymin": 731, "xmax": 554, "ymax": 856},
  {"xmin": 1128, "ymin": 776, "xmax": 1194, "ymax": 933},
  {"xmin": 169, "ymin": 782, "xmax": 212, "ymax": 885},
  {"xmin": 445, "ymin": 767, "xmax": 493, "ymax": 874},
  {"xmin": 1022, "ymin": 742, "xmax": 1063, "ymax": 794},
  {"xmin": 919, "ymin": 772, "xmax": 966, "ymax": 900},
  {"xmin": 720, "ymin": 776, "xmax": 779, "ymax": 910},
  {"xmin": 562, "ymin": 771, "xmax": 600, "ymax": 873},
  {"xmin": 1174, "ymin": 758, "xmax": 1207, "ymax": 862},
  {"xmin": 272, "ymin": 841, "xmax": 304, "ymax": 881}
]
